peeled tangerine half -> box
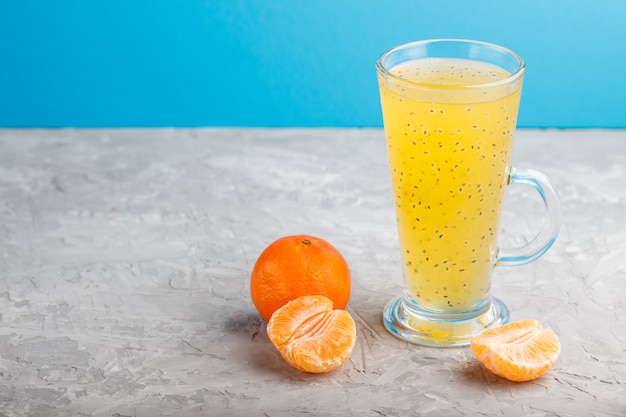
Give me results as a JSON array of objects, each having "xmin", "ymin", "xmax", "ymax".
[
  {"xmin": 471, "ymin": 319, "xmax": 561, "ymax": 382},
  {"xmin": 266, "ymin": 295, "xmax": 357, "ymax": 373}
]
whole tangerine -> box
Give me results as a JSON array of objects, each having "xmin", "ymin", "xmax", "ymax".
[{"xmin": 250, "ymin": 235, "xmax": 351, "ymax": 321}]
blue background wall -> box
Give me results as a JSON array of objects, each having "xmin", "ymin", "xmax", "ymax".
[{"xmin": 1, "ymin": 1, "xmax": 625, "ymax": 128}]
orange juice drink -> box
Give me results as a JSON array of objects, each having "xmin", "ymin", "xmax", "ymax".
[
  {"xmin": 378, "ymin": 58, "xmax": 521, "ymax": 312},
  {"xmin": 378, "ymin": 40, "xmax": 560, "ymax": 347}
]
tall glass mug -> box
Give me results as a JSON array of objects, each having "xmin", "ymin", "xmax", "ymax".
[{"xmin": 376, "ymin": 39, "xmax": 561, "ymax": 346}]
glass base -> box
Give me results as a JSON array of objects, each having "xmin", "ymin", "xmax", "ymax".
[{"xmin": 382, "ymin": 294, "xmax": 510, "ymax": 347}]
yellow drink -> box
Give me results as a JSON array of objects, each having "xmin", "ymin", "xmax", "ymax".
[{"xmin": 378, "ymin": 58, "xmax": 522, "ymax": 313}]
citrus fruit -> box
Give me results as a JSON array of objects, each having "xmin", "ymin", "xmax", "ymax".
[
  {"xmin": 471, "ymin": 319, "xmax": 561, "ymax": 382},
  {"xmin": 266, "ymin": 295, "xmax": 357, "ymax": 373},
  {"xmin": 250, "ymin": 235, "xmax": 351, "ymax": 321}
]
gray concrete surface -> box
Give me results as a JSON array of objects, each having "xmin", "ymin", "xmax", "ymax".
[{"xmin": 0, "ymin": 128, "xmax": 624, "ymax": 416}]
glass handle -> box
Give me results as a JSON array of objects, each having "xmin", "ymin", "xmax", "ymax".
[{"xmin": 496, "ymin": 168, "xmax": 562, "ymax": 267}]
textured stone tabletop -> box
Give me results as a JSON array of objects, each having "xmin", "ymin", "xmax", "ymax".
[{"xmin": 0, "ymin": 128, "xmax": 625, "ymax": 416}]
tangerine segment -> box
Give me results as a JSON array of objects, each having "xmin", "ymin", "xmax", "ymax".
[
  {"xmin": 471, "ymin": 319, "xmax": 560, "ymax": 382},
  {"xmin": 267, "ymin": 295, "xmax": 334, "ymax": 346},
  {"xmin": 267, "ymin": 295, "xmax": 357, "ymax": 373}
]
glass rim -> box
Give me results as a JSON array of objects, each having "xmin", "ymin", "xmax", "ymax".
[{"xmin": 375, "ymin": 38, "xmax": 526, "ymax": 90}]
